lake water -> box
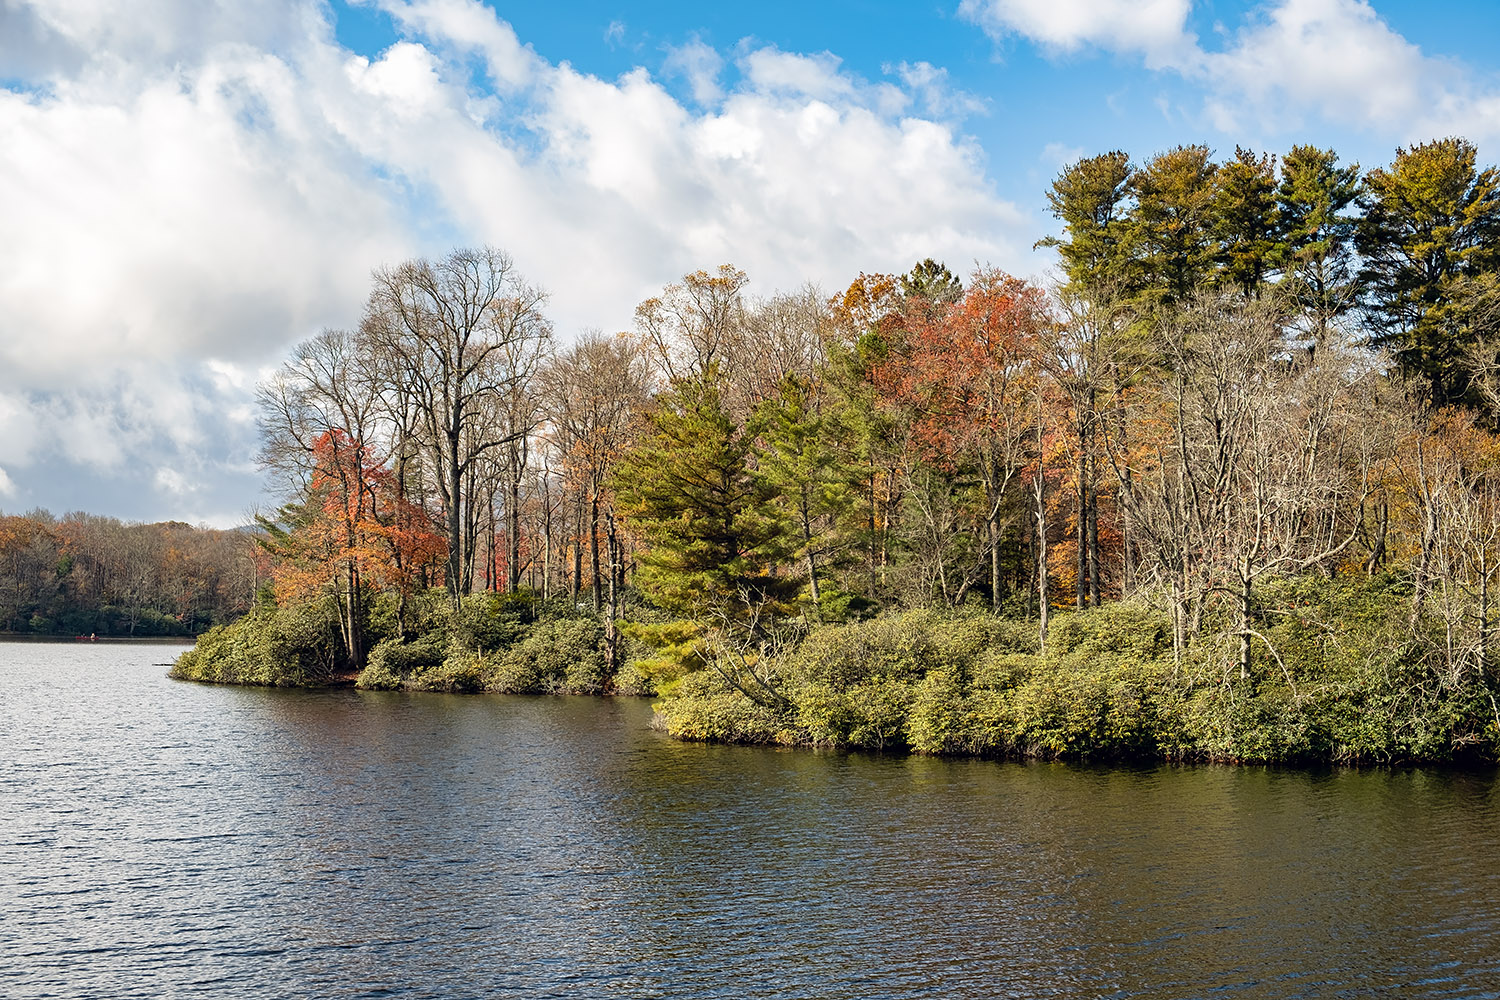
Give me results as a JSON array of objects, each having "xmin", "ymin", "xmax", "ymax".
[{"xmin": 3, "ymin": 640, "xmax": 1500, "ymax": 998}]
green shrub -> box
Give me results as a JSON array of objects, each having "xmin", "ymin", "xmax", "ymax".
[
  {"xmin": 356, "ymin": 635, "xmax": 448, "ymax": 690},
  {"xmin": 908, "ymin": 666, "xmax": 968, "ymax": 754},
  {"xmin": 483, "ymin": 618, "xmax": 605, "ymax": 694},
  {"xmin": 170, "ymin": 597, "xmax": 342, "ymax": 687},
  {"xmin": 450, "ymin": 591, "xmax": 530, "ymax": 654},
  {"xmin": 657, "ymin": 670, "xmax": 792, "ymax": 744}
]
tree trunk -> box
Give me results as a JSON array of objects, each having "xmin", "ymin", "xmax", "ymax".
[
  {"xmin": 590, "ymin": 487, "xmax": 602, "ymax": 613},
  {"xmin": 507, "ymin": 460, "xmax": 522, "ymax": 592},
  {"xmin": 1481, "ymin": 548, "xmax": 1490, "ymax": 679},
  {"xmin": 1364, "ymin": 500, "xmax": 1388, "ymax": 576},
  {"xmin": 604, "ymin": 509, "xmax": 620, "ymax": 678},
  {"xmin": 1087, "ymin": 474, "xmax": 1101, "ymax": 607},
  {"xmin": 1238, "ymin": 564, "xmax": 1252, "ymax": 681},
  {"xmin": 1035, "ymin": 470, "xmax": 1049, "ymax": 651},
  {"xmin": 989, "ymin": 507, "xmax": 1001, "ymax": 613},
  {"xmin": 1076, "ymin": 446, "xmax": 1088, "ymax": 609},
  {"xmin": 446, "ymin": 429, "xmax": 463, "ymax": 608},
  {"xmin": 798, "ymin": 492, "xmax": 822, "ymax": 612},
  {"xmin": 542, "ymin": 476, "xmax": 553, "ymax": 601},
  {"xmin": 571, "ymin": 497, "xmax": 584, "ymax": 600},
  {"xmin": 1035, "ymin": 401, "xmax": 1049, "ymax": 650}
]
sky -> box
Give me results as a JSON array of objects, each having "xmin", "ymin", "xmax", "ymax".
[{"xmin": 4, "ymin": 0, "xmax": 1500, "ymax": 527}]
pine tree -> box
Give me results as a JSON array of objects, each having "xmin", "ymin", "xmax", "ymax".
[
  {"xmin": 752, "ymin": 375, "xmax": 856, "ymax": 618},
  {"xmin": 1131, "ymin": 145, "xmax": 1220, "ymax": 310},
  {"xmin": 1276, "ymin": 145, "xmax": 1362, "ymax": 343},
  {"xmin": 1038, "ymin": 150, "xmax": 1135, "ymax": 296},
  {"xmin": 1213, "ymin": 147, "xmax": 1279, "ymax": 298},
  {"xmin": 1358, "ymin": 138, "xmax": 1500, "ymax": 406},
  {"xmin": 613, "ymin": 372, "xmax": 796, "ymax": 629}
]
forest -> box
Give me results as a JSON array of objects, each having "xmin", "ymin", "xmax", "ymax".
[
  {"xmin": 167, "ymin": 136, "xmax": 1500, "ymax": 762},
  {"xmin": 0, "ymin": 511, "xmax": 254, "ymax": 636}
]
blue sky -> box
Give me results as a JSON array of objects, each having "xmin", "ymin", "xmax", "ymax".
[{"xmin": 2, "ymin": 0, "xmax": 1500, "ymax": 525}]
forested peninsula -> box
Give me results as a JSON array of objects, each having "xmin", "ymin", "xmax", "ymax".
[{"xmin": 168, "ymin": 138, "xmax": 1500, "ymax": 765}]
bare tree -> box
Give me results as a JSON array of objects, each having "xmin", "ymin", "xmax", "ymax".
[
  {"xmin": 634, "ymin": 265, "xmax": 748, "ymax": 384},
  {"xmin": 538, "ymin": 331, "xmax": 650, "ymax": 677},
  {"xmin": 364, "ymin": 247, "xmax": 551, "ymax": 606}
]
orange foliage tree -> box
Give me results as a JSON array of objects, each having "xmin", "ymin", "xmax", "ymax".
[
  {"xmin": 871, "ymin": 269, "xmax": 1050, "ymax": 608},
  {"xmin": 263, "ymin": 430, "xmax": 446, "ymax": 667}
]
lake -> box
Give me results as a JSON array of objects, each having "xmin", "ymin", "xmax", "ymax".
[{"xmin": 3, "ymin": 639, "xmax": 1499, "ymax": 998}]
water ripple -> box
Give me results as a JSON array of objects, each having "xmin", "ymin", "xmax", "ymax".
[{"xmin": 3, "ymin": 641, "xmax": 1499, "ymax": 998}]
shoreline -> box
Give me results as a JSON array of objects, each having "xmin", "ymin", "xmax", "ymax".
[
  {"xmin": 167, "ymin": 670, "xmax": 1500, "ymax": 770},
  {"xmin": 2, "ymin": 633, "xmax": 197, "ymax": 644}
]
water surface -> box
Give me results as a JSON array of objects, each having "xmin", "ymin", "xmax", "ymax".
[{"xmin": 3, "ymin": 640, "xmax": 1499, "ymax": 998}]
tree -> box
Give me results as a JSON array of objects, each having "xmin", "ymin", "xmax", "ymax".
[
  {"xmin": 1213, "ymin": 147, "xmax": 1279, "ymax": 298},
  {"xmin": 258, "ymin": 327, "xmax": 386, "ymax": 662},
  {"xmin": 364, "ymin": 247, "xmax": 552, "ymax": 606},
  {"xmin": 1277, "ymin": 145, "xmax": 1362, "ymax": 344},
  {"xmin": 613, "ymin": 372, "xmax": 797, "ymax": 696},
  {"xmin": 899, "ymin": 258, "xmax": 964, "ymax": 310},
  {"xmin": 0, "ymin": 514, "xmax": 61, "ymax": 632},
  {"xmin": 871, "ymin": 270, "xmax": 1047, "ymax": 609},
  {"xmin": 753, "ymin": 375, "xmax": 855, "ymax": 616},
  {"xmin": 1131, "ymin": 145, "xmax": 1220, "ymax": 310},
  {"xmin": 1039, "ymin": 150, "xmax": 1135, "ymax": 294},
  {"xmin": 258, "ymin": 430, "xmax": 445, "ymax": 667},
  {"xmin": 1357, "ymin": 138, "xmax": 1500, "ymax": 406},
  {"xmin": 634, "ymin": 264, "xmax": 749, "ymax": 384},
  {"xmin": 540, "ymin": 331, "xmax": 649, "ymax": 614},
  {"xmin": 721, "ymin": 284, "xmax": 829, "ymax": 418},
  {"xmin": 614, "ymin": 372, "xmax": 792, "ymax": 621}
]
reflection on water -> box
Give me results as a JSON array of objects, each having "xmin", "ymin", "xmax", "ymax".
[{"xmin": 3, "ymin": 640, "xmax": 1499, "ymax": 998}]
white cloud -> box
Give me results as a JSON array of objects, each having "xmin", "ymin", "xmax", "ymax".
[
  {"xmin": 154, "ymin": 467, "xmax": 196, "ymax": 497},
  {"xmin": 965, "ymin": 0, "xmax": 1500, "ymax": 142},
  {"xmin": 1199, "ymin": 0, "xmax": 1493, "ymax": 138},
  {"xmin": 375, "ymin": 0, "xmax": 540, "ymax": 89},
  {"xmin": 959, "ymin": 0, "xmax": 1196, "ymax": 68},
  {"xmin": 738, "ymin": 47, "xmax": 858, "ymax": 102},
  {"xmin": 663, "ymin": 37, "xmax": 724, "ymax": 105},
  {"xmin": 1, "ymin": 0, "xmax": 1031, "ymax": 522},
  {"xmin": 891, "ymin": 61, "xmax": 988, "ymax": 118},
  {"xmin": 0, "ymin": 467, "xmax": 16, "ymax": 499}
]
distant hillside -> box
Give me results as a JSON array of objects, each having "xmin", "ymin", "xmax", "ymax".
[{"xmin": 0, "ymin": 510, "xmax": 257, "ymax": 636}]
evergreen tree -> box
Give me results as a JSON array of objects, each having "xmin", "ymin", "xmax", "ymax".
[
  {"xmin": 1213, "ymin": 147, "xmax": 1279, "ymax": 298},
  {"xmin": 899, "ymin": 258, "xmax": 964, "ymax": 315},
  {"xmin": 1277, "ymin": 145, "xmax": 1362, "ymax": 343},
  {"xmin": 1358, "ymin": 137, "xmax": 1500, "ymax": 405},
  {"xmin": 1131, "ymin": 145, "xmax": 1220, "ymax": 310},
  {"xmin": 1038, "ymin": 150, "xmax": 1135, "ymax": 295},
  {"xmin": 752, "ymin": 376, "xmax": 857, "ymax": 617},
  {"xmin": 613, "ymin": 372, "xmax": 796, "ymax": 629}
]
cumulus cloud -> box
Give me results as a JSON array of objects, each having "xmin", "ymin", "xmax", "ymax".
[
  {"xmin": 963, "ymin": 0, "xmax": 1500, "ymax": 142},
  {"xmin": 663, "ymin": 37, "xmax": 724, "ymax": 105},
  {"xmin": 959, "ymin": 0, "xmax": 1196, "ymax": 68},
  {"xmin": 1199, "ymin": 0, "xmax": 1499, "ymax": 138},
  {"xmin": 1, "ymin": 0, "xmax": 1029, "ymax": 524}
]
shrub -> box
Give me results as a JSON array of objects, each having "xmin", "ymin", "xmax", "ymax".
[
  {"xmin": 356, "ymin": 635, "xmax": 448, "ymax": 690},
  {"xmin": 170, "ymin": 597, "xmax": 342, "ymax": 687},
  {"xmin": 657, "ymin": 670, "xmax": 792, "ymax": 744},
  {"xmin": 484, "ymin": 618, "xmax": 605, "ymax": 694}
]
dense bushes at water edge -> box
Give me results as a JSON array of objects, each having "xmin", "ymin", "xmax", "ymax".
[
  {"xmin": 658, "ymin": 577, "xmax": 1500, "ymax": 765},
  {"xmin": 170, "ymin": 575, "xmax": 1500, "ymax": 764},
  {"xmin": 169, "ymin": 588, "xmax": 654, "ymax": 696}
]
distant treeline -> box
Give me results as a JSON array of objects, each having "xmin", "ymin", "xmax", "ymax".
[{"xmin": 0, "ymin": 511, "xmax": 255, "ymax": 636}]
